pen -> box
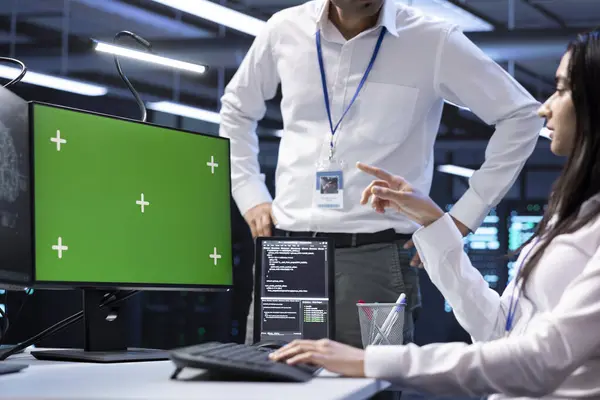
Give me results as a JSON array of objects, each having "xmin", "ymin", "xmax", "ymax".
[{"xmin": 373, "ymin": 293, "xmax": 406, "ymax": 345}]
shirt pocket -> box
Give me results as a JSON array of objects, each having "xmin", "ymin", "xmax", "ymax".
[{"xmin": 353, "ymin": 82, "xmax": 420, "ymax": 145}]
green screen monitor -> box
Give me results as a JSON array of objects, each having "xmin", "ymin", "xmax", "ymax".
[
  {"xmin": 2, "ymin": 102, "xmax": 233, "ymax": 363},
  {"xmin": 31, "ymin": 102, "xmax": 232, "ymax": 290}
]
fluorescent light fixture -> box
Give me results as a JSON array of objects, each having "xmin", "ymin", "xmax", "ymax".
[
  {"xmin": 539, "ymin": 127, "xmax": 552, "ymax": 139},
  {"xmin": 94, "ymin": 42, "xmax": 207, "ymax": 74},
  {"xmin": 149, "ymin": 0, "xmax": 266, "ymax": 36},
  {"xmin": 0, "ymin": 65, "xmax": 107, "ymax": 96},
  {"xmin": 398, "ymin": 0, "xmax": 494, "ymax": 32},
  {"xmin": 437, "ymin": 164, "xmax": 475, "ymax": 178},
  {"xmin": 147, "ymin": 101, "xmax": 220, "ymax": 124}
]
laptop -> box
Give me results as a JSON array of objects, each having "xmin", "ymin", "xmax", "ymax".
[{"xmin": 253, "ymin": 237, "xmax": 335, "ymax": 346}]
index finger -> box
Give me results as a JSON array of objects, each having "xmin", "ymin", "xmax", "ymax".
[{"xmin": 356, "ymin": 162, "xmax": 395, "ymax": 183}]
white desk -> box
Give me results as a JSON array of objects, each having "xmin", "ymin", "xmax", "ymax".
[{"xmin": 1, "ymin": 351, "xmax": 390, "ymax": 400}]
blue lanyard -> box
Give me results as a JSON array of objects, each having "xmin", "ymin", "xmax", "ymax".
[
  {"xmin": 505, "ymin": 246, "xmax": 535, "ymax": 334},
  {"xmin": 505, "ymin": 281, "xmax": 521, "ymax": 334},
  {"xmin": 316, "ymin": 28, "xmax": 386, "ymax": 159}
]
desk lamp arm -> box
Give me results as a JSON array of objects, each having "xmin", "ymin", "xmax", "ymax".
[
  {"xmin": 0, "ymin": 57, "xmax": 27, "ymax": 88},
  {"xmin": 113, "ymin": 31, "xmax": 153, "ymax": 122}
]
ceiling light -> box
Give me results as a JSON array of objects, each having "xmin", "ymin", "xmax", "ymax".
[
  {"xmin": 397, "ymin": 0, "xmax": 494, "ymax": 32},
  {"xmin": 149, "ymin": 0, "xmax": 266, "ymax": 36},
  {"xmin": 437, "ymin": 164, "xmax": 475, "ymax": 178},
  {"xmin": 147, "ymin": 101, "xmax": 220, "ymax": 124},
  {"xmin": 0, "ymin": 64, "xmax": 107, "ymax": 96},
  {"xmin": 94, "ymin": 42, "xmax": 207, "ymax": 74}
]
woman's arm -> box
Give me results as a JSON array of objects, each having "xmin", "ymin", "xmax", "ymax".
[
  {"xmin": 356, "ymin": 164, "xmax": 530, "ymax": 340},
  {"xmin": 364, "ymin": 244, "xmax": 600, "ymax": 397},
  {"xmin": 412, "ymin": 213, "xmax": 526, "ymax": 342}
]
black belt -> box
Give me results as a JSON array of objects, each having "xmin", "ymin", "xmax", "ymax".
[{"xmin": 274, "ymin": 228, "xmax": 411, "ymax": 248}]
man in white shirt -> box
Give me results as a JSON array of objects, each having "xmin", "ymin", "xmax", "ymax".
[{"xmin": 219, "ymin": 0, "xmax": 543, "ymax": 348}]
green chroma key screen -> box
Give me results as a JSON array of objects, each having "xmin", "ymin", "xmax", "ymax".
[{"xmin": 32, "ymin": 103, "xmax": 232, "ymax": 288}]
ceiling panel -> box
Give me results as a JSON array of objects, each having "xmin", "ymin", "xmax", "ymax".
[
  {"xmin": 533, "ymin": 0, "xmax": 600, "ymax": 23},
  {"xmin": 1, "ymin": 0, "xmax": 211, "ymax": 40},
  {"xmin": 467, "ymin": 0, "xmax": 561, "ymax": 28},
  {"xmin": 0, "ymin": 0, "xmax": 64, "ymax": 14},
  {"xmin": 518, "ymin": 57, "xmax": 562, "ymax": 78},
  {"xmin": 0, "ymin": 32, "xmax": 31, "ymax": 44}
]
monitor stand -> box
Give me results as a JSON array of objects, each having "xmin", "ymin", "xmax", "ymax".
[{"xmin": 30, "ymin": 289, "xmax": 169, "ymax": 363}]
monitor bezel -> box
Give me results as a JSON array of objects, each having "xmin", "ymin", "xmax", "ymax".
[
  {"xmin": 28, "ymin": 101, "xmax": 233, "ymax": 292},
  {"xmin": 253, "ymin": 236, "xmax": 336, "ymax": 344}
]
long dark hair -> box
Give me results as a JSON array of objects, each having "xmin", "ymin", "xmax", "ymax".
[{"xmin": 518, "ymin": 28, "xmax": 600, "ymax": 286}]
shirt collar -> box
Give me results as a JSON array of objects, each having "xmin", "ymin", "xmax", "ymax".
[{"xmin": 315, "ymin": 0, "xmax": 399, "ymax": 38}]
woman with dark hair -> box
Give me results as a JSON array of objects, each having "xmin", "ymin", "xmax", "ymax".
[{"xmin": 270, "ymin": 28, "xmax": 600, "ymax": 399}]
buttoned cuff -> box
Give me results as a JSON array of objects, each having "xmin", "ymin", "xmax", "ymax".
[
  {"xmin": 412, "ymin": 213, "xmax": 464, "ymax": 268},
  {"xmin": 448, "ymin": 188, "xmax": 490, "ymax": 233},
  {"xmin": 364, "ymin": 345, "xmax": 408, "ymax": 379},
  {"xmin": 232, "ymin": 175, "xmax": 273, "ymax": 216}
]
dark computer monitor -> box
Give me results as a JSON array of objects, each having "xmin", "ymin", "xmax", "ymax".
[
  {"xmin": 506, "ymin": 201, "xmax": 546, "ymax": 283},
  {"xmin": 460, "ymin": 206, "xmax": 504, "ymax": 292},
  {"xmin": 1, "ymin": 101, "xmax": 234, "ymax": 362},
  {"xmin": 0, "ymin": 87, "xmax": 32, "ymax": 288},
  {"xmin": 253, "ymin": 237, "xmax": 335, "ymax": 344}
]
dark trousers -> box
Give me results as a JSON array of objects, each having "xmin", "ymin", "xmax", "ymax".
[{"xmin": 334, "ymin": 239, "xmax": 420, "ymax": 349}]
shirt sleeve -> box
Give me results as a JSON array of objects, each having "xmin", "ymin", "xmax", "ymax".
[
  {"xmin": 218, "ymin": 17, "xmax": 281, "ymax": 216},
  {"xmin": 412, "ymin": 213, "xmax": 523, "ymax": 342},
  {"xmin": 364, "ymin": 243, "xmax": 600, "ymax": 398},
  {"xmin": 434, "ymin": 26, "xmax": 544, "ymax": 232}
]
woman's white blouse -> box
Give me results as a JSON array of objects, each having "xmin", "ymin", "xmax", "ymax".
[{"xmin": 365, "ymin": 197, "xmax": 600, "ymax": 399}]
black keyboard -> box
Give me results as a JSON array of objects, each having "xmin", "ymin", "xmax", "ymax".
[{"xmin": 169, "ymin": 341, "xmax": 320, "ymax": 382}]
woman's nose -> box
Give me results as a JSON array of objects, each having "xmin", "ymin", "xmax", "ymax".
[{"xmin": 537, "ymin": 99, "xmax": 552, "ymax": 119}]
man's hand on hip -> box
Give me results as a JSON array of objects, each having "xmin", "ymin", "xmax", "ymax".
[{"xmin": 244, "ymin": 202, "xmax": 277, "ymax": 238}]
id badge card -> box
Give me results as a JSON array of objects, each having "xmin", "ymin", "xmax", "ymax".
[{"xmin": 314, "ymin": 158, "xmax": 345, "ymax": 209}]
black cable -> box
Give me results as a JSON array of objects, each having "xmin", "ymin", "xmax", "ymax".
[
  {"xmin": 0, "ymin": 57, "xmax": 27, "ymax": 88},
  {"xmin": 0, "ymin": 312, "xmax": 82, "ymax": 361},
  {"xmin": 0, "ymin": 290, "xmax": 139, "ymax": 361},
  {"xmin": 113, "ymin": 31, "xmax": 153, "ymax": 122}
]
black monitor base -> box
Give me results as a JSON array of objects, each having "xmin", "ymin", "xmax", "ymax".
[
  {"xmin": 31, "ymin": 288, "xmax": 168, "ymax": 364},
  {"xmin": 31, "ymin": 348, "xmax": 169, "ymax": 363}
]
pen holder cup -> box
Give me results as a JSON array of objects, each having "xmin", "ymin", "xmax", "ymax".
[{"xmin": 357, "ymin": 303, "xmax": 405, "ymax": 348}]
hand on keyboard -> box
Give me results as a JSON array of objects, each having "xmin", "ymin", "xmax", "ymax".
[
  {"xmin": 169, "ymin": 341, "xmax": 321, "ymax": 382},
  {"xmin": 269, "ymin": 339, "xmax": 366, "ymax": 378}
]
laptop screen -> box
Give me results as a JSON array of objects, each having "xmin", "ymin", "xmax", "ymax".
[{"xmin": 254, "ymin": 237, "xmax": 335, "ymax": 343}]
